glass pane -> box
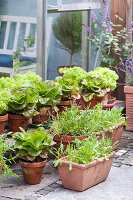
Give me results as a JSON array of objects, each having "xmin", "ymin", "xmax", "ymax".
[{"xmin": 0, "ymin": 0, "xmax": 37, "ymax": 77}]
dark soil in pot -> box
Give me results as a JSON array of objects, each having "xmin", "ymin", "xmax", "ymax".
[
  {"xmin": 0, "ymin": 113, "xmax": 8, "ymax": 135},
  {"xmin": 8, "ymin": 114, "xmax": 28, "ymax": 132}
]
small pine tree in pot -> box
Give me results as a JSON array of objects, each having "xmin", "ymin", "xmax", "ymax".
[{"xmin": 52, "ymin": 12, "xmax": 82, "ymax": 68}]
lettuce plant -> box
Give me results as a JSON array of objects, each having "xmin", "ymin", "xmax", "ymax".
[
  {"xmin": 0, "ymin": 133, "xmax": 19, "ymax": 182},
  {"xmin": 55, "ymin": 76, "xmax": 78, "ymax": 100},
  {"xmin": 88, "ymin": 67, "xmax": 119, "ymax": 90},
  {"xmin": 79, "ymin": 75, "xmax": 107, "ymax": 102},
  {"xmin": 8, "ymin": 85, "xmax": 39, "ymax": 118},
  {"xmin": 13, "ymin": 127, "xmax": 55, "ymax": 162},
  {"xmin": 59, "ymin": 66, "xmax": 88, "ymax": 86},
  {"xmin": 51, "ymin": 105, "xmax": 126, "ymax": 136},
  {"xmin": 0, "ymin": 90, "xmax": 11, "ymax": 115},
  {"xmin": 35, "ymin": 80, "xmax": 62, "ymax": 111}
]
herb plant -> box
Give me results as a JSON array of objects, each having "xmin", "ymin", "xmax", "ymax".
[
  {"xmin": 51, "ymin": 105, "xmax": 126, "ymax": 136},
  {"xmin": 53, "ymin": 136, "xmax": 114, "ymax": 170},
  {"xmin": 0, "ymin": 133, "xmax": 19, "ymax": 182},
  {"xmin": 13, "ymin": 127, "xmax": 55, "ymax": 162}
]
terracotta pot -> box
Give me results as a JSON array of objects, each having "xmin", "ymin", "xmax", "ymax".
[
  {"xmin": 124, "ymin": 86, "xmax": 133, "ymax": 130},
  {"xmin": 58, "ymin": 152, "xmax": 115, "ymax": 191},
  {"xmin": 53, "ymin": 135, "xmax": 87, "ymax": 149},
  {"xmin": 102, "ymin": 88, "xmax": 111, "ymax": 103},
  {"xmin": 32, "ymin": 107, "xmax": 52, "ymax": 125},
  {"xmin": 8, "ymin": 114, "xmax": 28, "ymax": 132},
  {"xmin": 95, "ymin": 123, "xmax": 123, "ymax": 149},
  {"xmin": 0, "ymin": 114, "xmax": 8, "ymax": 135},
  {"xmin": 80, "ymin": 95, "xmax": 104, "ymax": 109},
  {"xmin": 20, "ymin": 159, "xmax": 47, "ymax": 185},
  {"xmin": 0, "ymin": 165, "xmax": 2, "ymax": 172},
  {"xmin": 102, "ymin": 97, "xmax": 116, "ymax": 110},
  {"xmin": 108, "ymin": 97, "xmax": 116, "ymax": 104},
  {"xmin": 57, "ymin": 100, "xmax": 72, "ymax": 114}
]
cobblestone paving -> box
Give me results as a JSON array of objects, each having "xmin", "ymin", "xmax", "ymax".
[{"xmin": 0, "ymin": 129, "xmax": 133, "ymax": 200}]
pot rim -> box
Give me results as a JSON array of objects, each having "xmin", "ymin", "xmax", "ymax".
[
  {"xmin": 8, "ymin": 114, "xmax": 27, "ymax": 120},
  {"xmin": 59, "ymin": 152, "xmax": 115, "ymax": 169},
  {"xmin": 19, "ymin": 159, "xmax": 47, "ymax": 168},
  {"xmin": 0, "ymin": 113, "xmax": 8, "ymax": 121}
]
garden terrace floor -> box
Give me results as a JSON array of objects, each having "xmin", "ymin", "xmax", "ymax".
[{"xmin": 0, "ymin": 128, "xmax": 133, "ymax": 200}]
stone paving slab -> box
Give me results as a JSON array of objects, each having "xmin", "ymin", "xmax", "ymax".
[
  {"xmin": 38, "ymin": 165, "xmax": 133, "ymax": 200},
  {"xmin": 122, "ymin": 155, "xmax": 133, "ymax": 165}
]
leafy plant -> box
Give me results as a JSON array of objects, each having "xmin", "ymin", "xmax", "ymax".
[
  {"xmin": 12, "ymin": 36, "xmax": 35, "ymax": 74},
  {"xmin": 83, "ymin": 8, "xmax": 133, "ymax": 77},
  {"xmin": 79, "ymin": 75, "xmax": 107, "ymax": 102},
  {"xmin": 8, "ymin": 85, "xmax": 39, "ymax": 118},
  {"xmin": 35, "ymin": 80, "xmax": 62, "ymax": 111},
  {"xmin": 59, "ymin": 66, "xmax": 88, "ymax": 86},
  {"xmin": 51, "ymin": 104, "xmax": 126, "ymax": 136},
  {"xmin": 88, "ymin": 67, "xmax": 119, "ymax": 90},
  {"xmin": 52, "ymin": 12, "xmax": 82, "ymax": 66},
  {"xmin": 55, "ymin": 76, "xmax": 78, "ymax": 100},
  {"xmin": 0, "ymin": 90, "xmax": 11, "ymax": 115},
  {"xmin": 13, "ymin": 127, "xmax": 55, "ymax": 162},
  {"xmin": 0, "ymin": 133, "xmax": 19, "ymax": 182},
  {"xmin": 53, "ymin": 135, "xmax": 114, "ymax": 170}
]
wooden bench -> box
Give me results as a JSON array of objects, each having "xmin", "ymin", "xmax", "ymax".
[{"xmin": 0, "ymin": 15, "xmax": 53, "ymax": 76}]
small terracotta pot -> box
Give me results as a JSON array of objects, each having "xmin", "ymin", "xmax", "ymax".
[
  {"xmin": 32, "ymin": 107, "xmax": 52, "ymax": 125},
  {"xmin": 20, "ymin": 159, "xmax": 47, "ymax": 185},
  {"xmin": 102, "ymin": 88, "xmax": 111, "ymax": 103},
  {"xmin": 0, "ymin": 114, "xmax": 8, "ymax": 135},
  {"xmin": 57, "ymin": 100, "xmax": 72, "ymax": 114},
  {"xmin": 94, "ymin": 123, "xmax": 123, "ymax": 149},
  {"xmin": 102, "ymin": 97, "xmax": 116, "ymax": 110},
  {"xmin": 124, "ymin": 86, "xmax": 133, "ymax": 130},
  {"xmin": 8, "ymin": 114, "xmax": 28, "ymax": 132},
  {"xmin": 58, "ymin": 152, "xmax": 115, "ymax": 191},
  {"xmin": 53, "ymin": 135, "xmax": 87, "ymax": 149},
  {"xmin": 80, "ymin": 95, "xmax": 104, "ymax": 109}
]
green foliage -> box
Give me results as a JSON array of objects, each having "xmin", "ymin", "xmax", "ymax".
[
  {"xmin": 8, "ymin": 85, "xmax": 38, "ymax": 118},
  {"xmin": 79, "ymin": 75, "xmax": 107, "ymax": 102},
  {"xmin": 0, "ymin": 90, "xmax": 11, "ymax": 115},
  {"xmin": 12, "ymin": 36, "xmax": 35, "ymax": 74},
  {"xmin": 53, "ymin": 136, "xmax": 114, "ymax": 169},
  {"xmin": 55, "ymin": 76, "xmax": 78, "ymax": 100},
  {"xmin": 52, "ymin": 12, "xmax": 82, "ymax": 65},
  {"xmin": 35, "ymin": 80, "xmax": 62, "ymax": 109},
  {"xmin": 13, "ymin": 127, "xmax": 55, "ymax": 162},
  {"xmin": 0, "ymin": 133, "xmax": 19, "ymax": 182},
  {"xmin": 0, "ymin": 77, "xmax": 16, "ymax": 91},
  {"xmin": 88, "ymin": 67, "xmax": 119, "ymax": 90},
  {"xmin": 59, "ymin": 66, "xmax": 88, "ymax": 86},
  {"xmin": 51, "ymin": 105, "xmax": 126, "ymax": 136}
]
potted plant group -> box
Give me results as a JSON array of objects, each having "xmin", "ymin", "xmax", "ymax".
[
  {"xmin": 32, "ymin": 80, "xmax": 62, "ymax": 125},
  {"xmin": 8, "ymin": 85, "xmax": 38, "ymax": 132},
  {"xmin": 0, "ymin": 90, "xmax": 10, "ymax": 134},
  {"xmin": 0, "ymin": 133, "xmax": 19, "ymax": 182},
  {"xmin": 13, "ymin": 127, "xmax": 55, "ymax": 184},
  {"xmin": 54, "ymin": 136, "xmax": 115, "ymax": 191},
  {"xmin": 51, "ymin": 104, "xmax": 126, "ymax": 149}
]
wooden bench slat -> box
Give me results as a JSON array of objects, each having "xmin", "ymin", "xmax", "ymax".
[
  {"xmin": 3, "ymin": 21, "xmax": 11, "ymax": 50},
  {"xmin": 13, "ymin": 22, "xmax": 20, "ymax": 50}
]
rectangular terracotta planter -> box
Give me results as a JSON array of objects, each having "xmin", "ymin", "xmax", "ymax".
[
  {"xmin": 58, "ymin": 152, "xmax": 115, "ymax": 191},
  {"xmin": 124, "ymin": 86, "xmax": 133, "ymax": 131}
]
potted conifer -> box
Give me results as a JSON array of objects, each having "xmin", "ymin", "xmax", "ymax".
[{"xmin": 52, "ymin": 12, "xmax": 82, "ymax": 72}]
